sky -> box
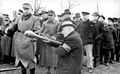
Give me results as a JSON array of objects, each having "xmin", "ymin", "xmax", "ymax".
[{"xmin": 0, "ymin": 0, "xmax": 120, "ymax": 19}]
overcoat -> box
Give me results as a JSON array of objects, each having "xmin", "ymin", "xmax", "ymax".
[
  {"xmin": 80, "ymin": 19, "xmax": 97, "ymax": 45},
  {"xmin": 13, "ymin": 14, "xmax": 40, "ymax": 68},
  {"xmin": 40, "ymin": 19, "xmax": 60, "ymax": 67},
  {"xmin": 56, "ymin": 31, "xmax": 83, "ymax": 74}
]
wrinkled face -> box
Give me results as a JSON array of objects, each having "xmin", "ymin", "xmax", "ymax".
[
  {"xmin": 61, "ymin": 27, "xmax": 69, "ymax": 36},
  {"xmin": 22, "ymin": 7, "xmax": 32, "ymax": 15},
  {"xmin": 82, "ymin": 15, "xmax": 89, "ymax": 21}
]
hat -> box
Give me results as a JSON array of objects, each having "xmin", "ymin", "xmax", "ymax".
[
  {"xmin": 63, "ymin": 9, "xmax": 71, "ymax": 15},
  {"xmin": 22, "ymin": 3, "xmax": 32, "ymax": 9},
  {"xmin": 108, "ymin": 17, "xmax": 114, "ymax": 22},
  {"xmin": 57, "ymin": 14, "xmax": 62, "ymax": 17},
  {"xmin": 74, "ymin": 13, "xmax": 81, "ymax": 18},
  {"xmin": 48, "ymin": 10, "xmax": 55, "ymax": 16},
  {"xmin": 113, "ymin": 18, "xmax": 118, "ymax": 22},
  {"xmin": 99, "ymin": 15, "xmax": 105, "ymax": 20},
  {"xmin": 39, "ymin": 11, "xmax": 48, "ymax": 15},
  {"xmin": 82, "ymin": 12, "xmax": 90, "ymax": 16},
  {"xmin": 61, "ymin": 21, "xmax": 76, "ymax": 29},
  {"xmin": 92, "ymin": 12, "xmax": 99, "ymax": 16},
  {"xmin": 2, "ymin": 14, "xmax": 9, "ymax": 17}
]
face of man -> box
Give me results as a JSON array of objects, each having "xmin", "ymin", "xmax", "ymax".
[
  {"xmin": 99, "ymin": 17, "xmax": 104, "ymax": 22},
  {"xmin": 41, "ymin": 13, "xmax": 48, "ymax": 19},
  {"xmin": 22, "ymin": 5, "xmax": 32, "ymax": 15},
  {"xmin": 61, "ymin": 26, "xmax": 74, "ymax": 37},
  {"xmin": 64, "ymin": 14, "xmax": 70, "ymax": 19},
  {"xmin": 107, "ymin": 20, "xmax": 113, "ymax": 24},
  {"xmin": 82, "ymin": 15, "xmax": 89, "ymax": 21},
  {"xmin": 92, "ymin": 15, "xmax": 99, "ymax": 21},
  {"xmin": 48, "ymin": 14, "xmax": 55, "ymax": 21}
]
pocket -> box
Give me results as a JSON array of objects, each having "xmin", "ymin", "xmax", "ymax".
[{"xmin": 21, "ymin": 37, "xmax": 31, "ymax": 49}]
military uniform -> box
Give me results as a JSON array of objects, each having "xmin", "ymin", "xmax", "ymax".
[{"xmin": 13, "ymin": 14, "xmax": 40, "ymax": 69}]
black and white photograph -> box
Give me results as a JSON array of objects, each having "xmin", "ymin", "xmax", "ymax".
[{"xmin": 0, "ymin": 0, "xmax": 120, "ymax": 74}]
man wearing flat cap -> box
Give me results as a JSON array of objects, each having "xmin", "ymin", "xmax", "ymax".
[
  {"xmin": 92, "ymin": 12, "xmax": 104, "ymax": 68},
  {"xmin": 11, "ymin": 3, "xmax": 40, "ymax": 74},
  {"xmin": 81, "ymin": 11, "xmax": 97, "ymax": 73},
  {"xmin": 40, "ymin": 10, "xmax": 61, "ymax": 74}
]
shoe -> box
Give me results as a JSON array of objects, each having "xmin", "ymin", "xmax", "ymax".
[
  {"xmin": 105, "ymin": 63, "xmax": 109, "ymax": 66},
  {"xmin": 88, "ymin": 68, "xmax": 93, "ymax": 73},
  {"xmin": 110, "ymin": 61, "xmax": 115, "ymax": 64}
]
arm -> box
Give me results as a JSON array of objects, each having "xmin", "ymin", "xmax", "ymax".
[{"xmin": 55, "ymin": 37, "xmax": 77, "ymax": 56}]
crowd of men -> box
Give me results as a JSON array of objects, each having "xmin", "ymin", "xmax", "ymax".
[{"xmin": 0, "ymin": 2, "xmax": 120, "ymax": 74}]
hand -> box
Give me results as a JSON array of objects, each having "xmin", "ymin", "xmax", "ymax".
[{"xmin": 43, "ymin": 39, "xmax": 50, "ymax": 43}]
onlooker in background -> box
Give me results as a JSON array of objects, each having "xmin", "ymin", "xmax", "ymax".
[
  {"xmin": 113, "ymin": 18, "xmax": 120, "ymax": 62},
  {"xmin": 0, "ymin": 15, "xmax": 5, "ymax": 64},
  {"xmin": 101, "ymin": 18, "xmax": 116, "ymax": 66},
  {"xmin": 73, "ymin": 13, "xmax": 82, "ymax": 28},
  {"xmin": 81, "ymin": 12, "xmax": 97, "ymax": 73},
  {"xmin": 92, "ymin": 12, "xmax": 104, "ymax": 68},
  {"xmin": 40, "ymin": 10, "xmax": 60, "ymax": 74}
]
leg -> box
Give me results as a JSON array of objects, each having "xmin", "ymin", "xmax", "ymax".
[
  {"xmin": 30, "ymin": 68, "xmax": 35, "ymax": 74},
  {"xmin": 18, "ymin": 61, "xmax": 26, "ymax": 74},
  {"xmin": 84, "ymin": 44, "xmax": 93, "ymax": 73}
]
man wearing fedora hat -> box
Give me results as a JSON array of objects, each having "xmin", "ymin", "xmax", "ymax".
[{"xmin": 62, "ymin": 9, "xmax": 73, "ymax": 22}]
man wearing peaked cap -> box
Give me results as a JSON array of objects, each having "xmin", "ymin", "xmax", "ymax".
[
  {"xmin": 48, "ymin": 10, "xmax": 56, "ymax": 16},
  {"xmin": 82, "ymin": 11, "xmax": 90, "ymax": 16},
  {"xmin": 81, "ymin": 11, "xmax": 97, "ymax": 73},
  {"xmin": 12, "ymin": 3, "xmax": 40, "ymax": 74},
  {"xmin": 92, "ymin": 12, "xmax": 99, "ymax": 16},
  {"xmin": 63, "ymin": 9, "xmax": 71, "ymax": 15},
  {"xmin": 39, "ymin": 11, "xmax": 48, "ymax": 16}
]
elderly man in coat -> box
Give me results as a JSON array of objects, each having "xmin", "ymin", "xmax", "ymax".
[
  {"xmin": 44, "ymin": 16, "xmax": 83, "ymax": 74},
  {"xmin": 11, "ymin": 3, "xmax": 40, "ymax": 74}
]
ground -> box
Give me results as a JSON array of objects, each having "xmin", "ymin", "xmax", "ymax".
[{"xmin": 0, "ymin": 63, "xmax": 120, "ymax": 74}]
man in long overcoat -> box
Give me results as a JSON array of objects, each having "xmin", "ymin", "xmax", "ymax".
[
  {"xmin": 92, "ymin": 12, "xmax": 104, "ymax": 67},
  {"xmin": 12, "ymin": 3, "xmax": 40, "ymax": 74},
  {"xmin": 40, "ymin": 10, "xmax": 60, "ymax": 74}
]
